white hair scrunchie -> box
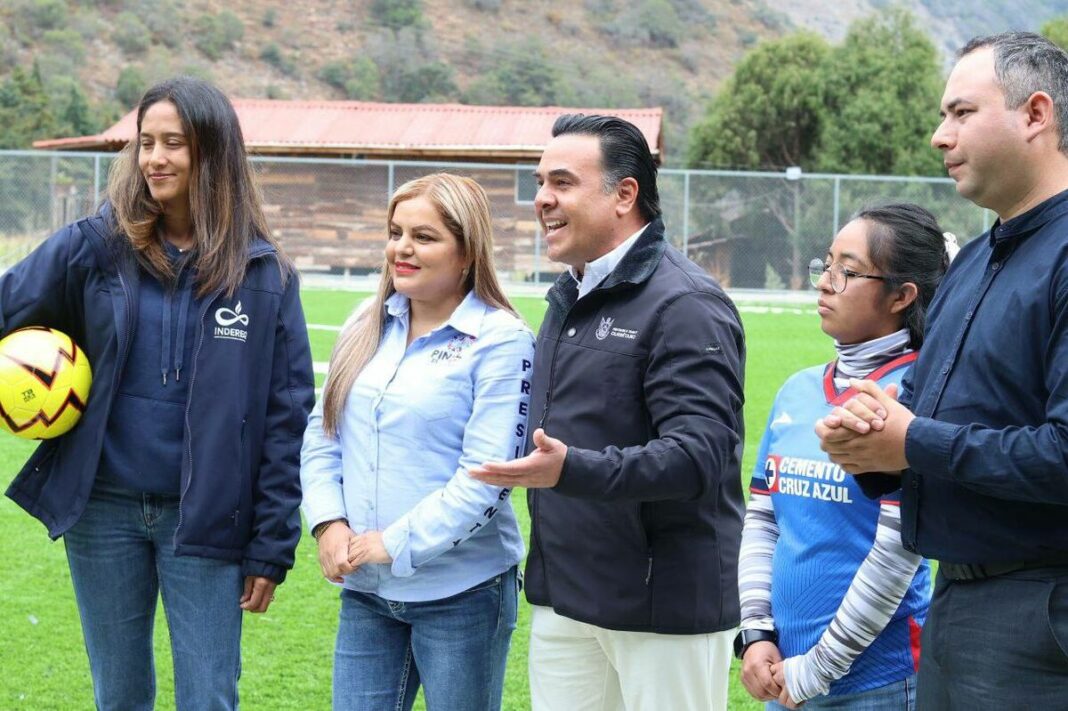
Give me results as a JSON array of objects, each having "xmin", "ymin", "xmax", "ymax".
[{"xmin": 943, "ymin": 231, "xmax": 960, "ymax": 262}]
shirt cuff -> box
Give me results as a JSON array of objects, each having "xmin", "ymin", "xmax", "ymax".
[
  {"xmin": 854, "ymin": 473, "xmax": 902, "ymax": 499},
  {"xmin": 905, "ymin": 417, "xmax": 961, "ymax": 480},
  {"xmin": 382, "ymin": 518, "xmax": 415, "ymax": 578},
  {"xmin": 242, "ymin": 558, "xmax": 287, "ymax": 585},
  {"xmin": 784, "ymin": 653, "xmax": 830, "ymax": 703}
]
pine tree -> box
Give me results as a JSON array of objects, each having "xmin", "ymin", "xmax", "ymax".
[
  {"xmin": 0, "ymin": 63, "xmax": 59, "ymax": 149},
  {"xmin": 62, "ymin": 85, "xmax": 96, "ymax": 137}
]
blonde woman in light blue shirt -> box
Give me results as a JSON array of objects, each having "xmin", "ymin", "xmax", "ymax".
[{"xmin": 300, "ymin": 173, "xmax": 534, "ymax": 711}]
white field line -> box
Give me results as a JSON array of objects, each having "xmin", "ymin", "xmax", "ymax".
[
  {"xmin": 302, "ymin": 280, "xmax": 820, "ymax": 304},
  {"xmin": 305, "ymin": 304, "xmax": 815, "ymax": 338},
  {"xmin": 313, "ymin": 361, "xmax": 329, "ymax": 397},
  {"xmin": 734, "ymin": 305, "xmax": 816, "ymax": 315}
]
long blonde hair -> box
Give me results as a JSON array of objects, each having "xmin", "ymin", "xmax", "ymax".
[
  {"xmin": 107, "ymin": 76, "xmax": 289, "ymax": 297},
  {"xmin": 320, "ymin": 173, "xmax": 517, "ymax": 436}
]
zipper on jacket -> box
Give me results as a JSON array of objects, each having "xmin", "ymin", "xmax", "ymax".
[
  {"xmin": 55, "ymin": 217, "xmax": 135, "ymax": 538},
  {"xmin": 537, "ymin": 303, "xmax": 575, "ymax": 430},
  {"xmin": 75, "ymin": 217, "xmax": 137, "ymax": 432},
  {"xmin": 110, "ymin": 269, "xmax": 136, "ymax": 404},
  {"xmin": 531, "ymin": 294, "xmax": 579, "ymax": 591},
  {"xmin": 96, "ymin": 266, "xmax": 136, "ymax": 465},
  {"xmin": 645, "ymin": 554, "xmax": 653, "ymax": 585},
  {"xmin": 536, "ymin": 283, "xmax": 621, "ymax": 431},
  {"xmin": 173, "ymin": 288, "xmax": 221, "ymax": 546},
  {"xmin": 172, "ymin": 247, "xmax": 277, "ymax": 548}
]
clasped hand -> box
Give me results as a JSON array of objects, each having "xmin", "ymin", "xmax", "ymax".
[
  {"xmin": 739, "ymin": 641, "xmax": 801, "ymax": 708},
  {"xmin": 815, "ymin": 380, "xmax": 912, "ymax": 474},
  {"xmin": 316, "ymin": 523, "xmax": 393, "ymax": 583}
]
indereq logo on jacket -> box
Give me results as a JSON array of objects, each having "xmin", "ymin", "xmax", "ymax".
[{"xmin": 214, "ymin": 301, "xmax": 249, "ymax": 342}]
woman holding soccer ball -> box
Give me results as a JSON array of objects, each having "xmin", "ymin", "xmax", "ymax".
[
  {"xmin": 737, "ymin": 204, "xmax": 956, "ymax": 710},
  {"xmin": 301, "ymin": 173, "xmax": 533, "ymax": 711},
  {"xmin": 0, "ymin": 77, "xmax": 314, "ymax": 710}
]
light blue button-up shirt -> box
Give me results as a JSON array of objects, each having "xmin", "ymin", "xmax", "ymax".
[
  {"xmin": 300, "ymin": 290, "xmax": 534, "ymax": 601},
  {"xmin": 567, "ymin": 224, "xmax": 647, "ymax": 299}
]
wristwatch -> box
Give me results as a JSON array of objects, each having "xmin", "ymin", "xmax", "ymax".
[{"xmin": 733, "ymin": 628, "xmax": 778, "ymax": 659}]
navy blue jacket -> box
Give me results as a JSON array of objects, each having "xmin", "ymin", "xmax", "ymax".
[
  {"xmin": 525, "ymin": 218, "xmax": 747, "ymax": 634},
  {"xmin": 2, "ymin": 209, "xmax": 315, "ymax": 583},
  {"xmin": 884, "ymin": 189, "xmax": 1068, "ymax": 564}
]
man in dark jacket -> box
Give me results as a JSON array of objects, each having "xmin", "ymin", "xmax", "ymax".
[
  {"xmin": 818, "ymin": 33, "xmax": 1068, "ymax": 709},
  {"xmin": 472, "ymin": 114, "xmax": 746, "ymax": 711}
]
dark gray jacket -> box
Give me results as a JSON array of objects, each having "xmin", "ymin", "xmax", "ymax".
[{"xmin": 525, "ymin": 217, "xmax": 746, "ymax": 634}]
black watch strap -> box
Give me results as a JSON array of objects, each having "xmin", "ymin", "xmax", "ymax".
[{"xmin": 733, "ymin": 628, "xmax": 778, "ymax": 659}]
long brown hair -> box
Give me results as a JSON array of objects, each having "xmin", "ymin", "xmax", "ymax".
[
  {"xmin": 107, "ymin": 76, "xmax": 290, "ymax": 296},
  {"xmin": 320, "ymin": 173, "xmax": 517, "ymax": 436}
]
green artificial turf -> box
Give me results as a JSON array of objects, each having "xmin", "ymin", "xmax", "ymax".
[{"xmin": 0, "ymin": 287, "xmax": 832, "ymax": 710}]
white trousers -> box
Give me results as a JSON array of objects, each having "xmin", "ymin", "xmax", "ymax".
[{"xmin": 528, "ymin": 605, "xmax": 734, "ymax": 711}]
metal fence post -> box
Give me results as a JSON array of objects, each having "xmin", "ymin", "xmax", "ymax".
[
  {"xmin": 682, "ymin": 172, "xmax": 691, "ymax": 257},
  {"xmin": 93, "ymin": 155, "xmax": 101, "ymax": 208},
  {"xmin": 832, "ymin": 175, "xmax": 841, "ymax": 236},
  {"xmin": 49, "ymin": 154, "xmax": 58, "ymax": 231}
]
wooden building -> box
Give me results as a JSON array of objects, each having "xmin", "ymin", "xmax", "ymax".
[{"xmin": 35, "ymin": 101, "xmax": 664, "ymax": 280}]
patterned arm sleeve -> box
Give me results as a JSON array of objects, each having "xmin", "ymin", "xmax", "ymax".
[
  {"xmin": 739, "ymin": 491, "xmax": 778, "ymax": 631},
  {"xmin": 782, "ymin": 501, "xmax": 922, "ymax": 702}
]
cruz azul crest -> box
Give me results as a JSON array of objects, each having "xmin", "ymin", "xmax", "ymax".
[{"xmin": 595, "ymin": 317, "xmax": 614, "ymax": 341}]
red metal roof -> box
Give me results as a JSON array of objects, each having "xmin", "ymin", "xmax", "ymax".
[{"xmin": 33, "ymin": 100, "xmax": 664, "ymax": 160}]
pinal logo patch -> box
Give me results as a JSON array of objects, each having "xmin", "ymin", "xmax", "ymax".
[
  {"xmin": 430, "ymin": 334, "xmax": 476, "ymax": 363},
  {"xmin": 214, "ymin": 301, "xmax": 249, "ymax": 342},
  {"xmin": 764, "ymin": 455, "xmax": 781, "ymax": 493}
]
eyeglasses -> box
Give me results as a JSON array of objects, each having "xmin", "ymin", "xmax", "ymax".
[{"xmin": 808, "ymin": 258, "xmax": 887, "ymax": 293}]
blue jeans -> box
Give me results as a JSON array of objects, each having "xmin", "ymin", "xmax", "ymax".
[
  {"xmin": 766, "ymin": 675, "xmax": 915, "ymax": 710},
  {"xmin": 63, "ymin": 481, "xmax": 244, "ymax": 711},
  {"xmin": 918, "ymin": 569, "xmax": 1068, "ymax": 709},
  {"xmin": 333, "ymin": 566, "xmax": 519, "ymax": 711}
]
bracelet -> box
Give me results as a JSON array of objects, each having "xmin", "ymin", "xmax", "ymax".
[{"xmin": 312, "ymin": 518, "xmax": 347, "ymax": 540}]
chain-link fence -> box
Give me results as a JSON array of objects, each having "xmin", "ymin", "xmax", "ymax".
[{"xmin": 0, "ymin": 150, "xmax": 988, "ymax": 290}]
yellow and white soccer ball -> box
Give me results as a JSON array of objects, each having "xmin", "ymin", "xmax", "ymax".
[{"xmin": 0, "ymin": 327, "xmax": 92, "ymax": 440}]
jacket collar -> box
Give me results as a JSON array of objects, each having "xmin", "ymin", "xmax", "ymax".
[
  {"xmin": 546, "ymin": 216, "xmax": 667, "ymax": 314},
  {"xmin": 567, "ymin": 224, "xmax": 646, "ymax": 297}
]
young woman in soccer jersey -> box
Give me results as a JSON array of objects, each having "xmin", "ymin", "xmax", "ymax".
[
  {"xmin": 737, "ymin": 203, "xmax": 956, "ymax": 710},
  {"xmin": 300, "ymin": 173, "xmax": 533, "ymax": 711},
  {"xmin": 0, "ymin": 77, "xmax": 314, "ymax": 710}
]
